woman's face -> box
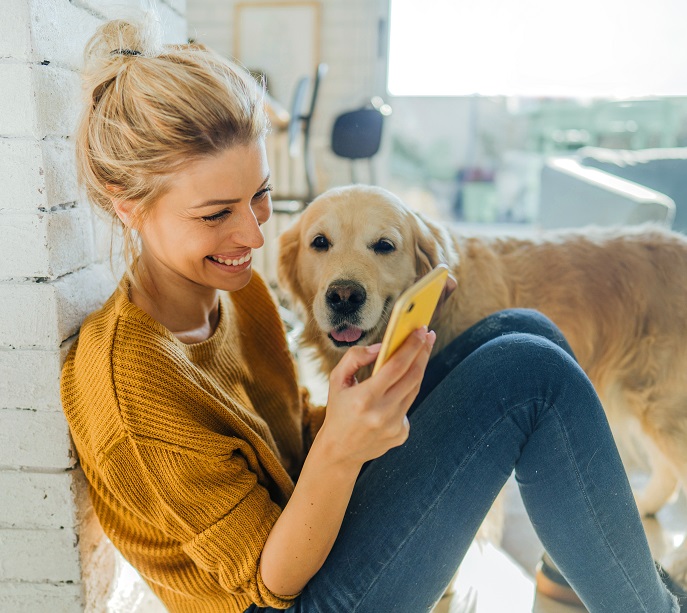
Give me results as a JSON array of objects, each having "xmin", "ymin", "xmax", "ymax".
[{"xmin": 137, "ymin": 139, "xmax": 272, "ymax": 295}]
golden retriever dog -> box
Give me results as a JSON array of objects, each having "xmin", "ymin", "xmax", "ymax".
[{"xmin": 278, "ymin": 184, "xmax": 687, "ymax": 527}]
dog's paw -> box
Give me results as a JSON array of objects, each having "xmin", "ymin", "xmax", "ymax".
[
  {"xmin": 662, "ymin": 545, "xmax": 687, "ymax": 588},
  {"xmin": 632, "ymin": 476, "xmax": 678, "ymax": 517},
  {"xmin": 634, "ymin": 492, "xmax": 663, "ymax": 517}
]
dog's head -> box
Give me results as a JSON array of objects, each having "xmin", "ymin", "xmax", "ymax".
[{"xmin": 278, "ymin": 185, "xmax": 452, "ymax": 368}]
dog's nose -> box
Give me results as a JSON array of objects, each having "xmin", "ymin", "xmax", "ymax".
[{"xmin": 326, "ymin": 281, "xmax": 367, "ymax": 314}]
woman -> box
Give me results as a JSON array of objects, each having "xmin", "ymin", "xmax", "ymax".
[{"xmin": 61, "ymin": 13, "xmax": 686, "ymax": 613}]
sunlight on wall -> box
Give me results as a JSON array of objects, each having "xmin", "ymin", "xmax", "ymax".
[{"xmin": 388, "ymin": 0, "xmax": 687, "ymax": 97}]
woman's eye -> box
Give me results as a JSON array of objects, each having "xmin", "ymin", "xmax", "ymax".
[
  {"xmin": 253, "ymin": 185, "xmax": 273, "ymax": 202},
  {"xmin": 372, "ymin": 239, "xmax": 395, "ymax": 254},
  {"xmin": 201, "ymin": 209, "xmax": 231, "ymax": 222},
  {"xmin": 311, "ymin": 235, "xmax": 330, "ymax": 251}
]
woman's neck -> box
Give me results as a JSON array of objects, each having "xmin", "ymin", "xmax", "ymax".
[{"xmin": 129, "ymin": 267, "xmax": 221, "ymax": 344}]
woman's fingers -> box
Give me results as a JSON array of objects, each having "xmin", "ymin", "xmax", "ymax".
[
  {"xmin": 376, "ymin": 328, "xmax": 435, "ymax": 387},
  {"xmin": 382, "ymin": 330, "xmax": 435, "ymax": 406},
  {"xmin": 330, "ymin": 343, "xmax": 382, "ymax": 389},
  {"xmin": 370, "ymin": 327, "xmax": 433, "ymax": 389},
  {"xmin": 322, "ymin": 329, "xmax": 435, "ymax": 464}
]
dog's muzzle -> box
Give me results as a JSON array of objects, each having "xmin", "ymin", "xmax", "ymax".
[
  {"xmin": 325, "ymin": 280, "xmax": 367, "ymax": 346},
  {"xmin": 325, "ymin": 280, "xmax": 366, "ymax": 316}
]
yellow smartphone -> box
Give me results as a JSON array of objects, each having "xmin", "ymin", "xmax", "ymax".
[{"xmin": 371, "ymin": 264, "xmax": 449, "ymax": 376}]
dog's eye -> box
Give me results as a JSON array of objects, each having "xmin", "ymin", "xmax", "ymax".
[
  {"xmin": 311, "ymin": 235, "xmax": 330, "ymax": 251},
  {"xmin": 372, "ymin": 239, "xmax": 395, "ymax": 254}
]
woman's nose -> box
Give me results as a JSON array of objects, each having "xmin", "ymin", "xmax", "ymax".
[{"xmin": 235, "ymin": 206, "xmax": 265, "ymax": 249}]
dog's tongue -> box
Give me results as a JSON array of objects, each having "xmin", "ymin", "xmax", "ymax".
[{"xmin": 331, "ymin": 326, "xmax": 363, "ymax": 343}]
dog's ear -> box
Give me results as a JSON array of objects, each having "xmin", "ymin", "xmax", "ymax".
[
  {"xmin": 412, "ymin": 211, "xmax": 449, "ymax": 278},
  {"xmin": 277, "ymin": 218, "xmax": 304, "ymax": 302}
]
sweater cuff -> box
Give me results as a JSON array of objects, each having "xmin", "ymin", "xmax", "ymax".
[
  {"xmin": 255, "ymin": 563, "xmax": 301, "ymax": 608},
  {"xmin": 183, "ymin": 485, "xmax": 296, "ymax": 608}
]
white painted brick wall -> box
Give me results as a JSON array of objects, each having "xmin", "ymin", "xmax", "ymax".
[
  {"xmin": 0, "ymin": 0, "xmax": 32, "ymax": 61},
  {"xmin": 0, "ymin": 472, "xmax": 77, "ymax": 529},
  {"xmin": 0, "ymin": 529, "xmax": 82, "ymax": 582},
  {"xmin": 0, "ymin": 582, "xmax": 82, "ymax": 613},
  {"xmin": 0, "ymin": 140, "xmax": 45, "ymax": 211},
  {"xmin": 30, "ymin": 0, "xmax": 103, "ymax": 70},
  {"xmin": 0, "ymin": 207, "xmax": 95, "ymax": 281},
  {"xmin": 0, "ymin": 349, "xmax": 65, "ymax": 410},
  {"xmin": 0, "ymin": 410, "xmax": 75, "ymax": 468},
  {"xmin": 0, "ymin": 64, "xmax": 35, "ymax": 136},
  {"xmin": 0, "ymin": 0, "xmax": 186, "ymax": 611},
  {"xmin": 43, "ymin": 139, "xmax": 81, "ymax": 210},
  {"xmin": 0, "ymin": 123, "xmax": 79, "ymax": 214},
  {"xmin": 0, "ymin": 265, "xmax": 116, "ymax": 349},
  {"xmin": 0, "ymin": 65, "xmax": 81, "ymax": 139}
]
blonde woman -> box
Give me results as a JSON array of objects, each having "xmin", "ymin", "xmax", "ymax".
[{"xmin": 61, "ymin": 12, "xmax": 687, "ymax": 613}]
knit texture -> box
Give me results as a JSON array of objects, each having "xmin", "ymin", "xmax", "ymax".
[{"xmin": 61, "ymin": 272, "xmax": 324, "ymax": 612}]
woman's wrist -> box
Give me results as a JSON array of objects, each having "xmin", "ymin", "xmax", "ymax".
[{"xmin": 308, "ymin": 424, "xmax": 365, "ymax": 477}]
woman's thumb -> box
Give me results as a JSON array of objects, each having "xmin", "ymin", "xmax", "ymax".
[{"xmin": 331, "ymin": 343, "xmax": 381, "ymax": 386}]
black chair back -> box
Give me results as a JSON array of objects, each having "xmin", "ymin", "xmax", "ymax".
[{"xmin": 331, "ymin": 108, "xmax": 384, "ymax": 160}]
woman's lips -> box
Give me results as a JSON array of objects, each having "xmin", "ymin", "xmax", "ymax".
[
  {"xmin": 206, "ymin": 251, "xmax": 252, "ymax": 272},
  {"xmin": 208, "ymin": 251, "xmax": 251, "ymax": 265}
]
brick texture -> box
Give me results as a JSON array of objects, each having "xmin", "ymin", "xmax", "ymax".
[{"xmin": 0, "ymin": 0, "xmax": 187, "ymax": 610}]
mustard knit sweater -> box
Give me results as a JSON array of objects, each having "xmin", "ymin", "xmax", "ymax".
[{"xmin": 61, "ymin": 272, "xmax": 324, "ymax": 613}]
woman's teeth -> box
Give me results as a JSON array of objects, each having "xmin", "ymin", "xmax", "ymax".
[{"xmin": 209, "ymin": 252, "xmax": 252, "ymax": 266}]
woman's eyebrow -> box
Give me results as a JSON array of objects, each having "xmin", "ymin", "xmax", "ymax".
[
  {"xmin": 190, "ymin": 197, "xmax": 241, "ymax": 209},
  {"xmin": 190, "ymin": 175, "xmax": 271, "ymax": 209}
]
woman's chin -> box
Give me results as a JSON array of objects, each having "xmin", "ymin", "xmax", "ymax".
[{"xmin": 215, "ymin": 269, "xmax": 253, "ymax": 292}]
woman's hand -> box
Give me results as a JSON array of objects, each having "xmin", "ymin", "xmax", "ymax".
[
  {"xmin": 318, "ymin": 326, "xmax": 436, "ymax": 469},
  {"xmin": 260, "ymin": 327, "xmax": 435, "ymax": 596}
]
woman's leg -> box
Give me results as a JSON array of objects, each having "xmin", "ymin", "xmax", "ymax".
[
  {"xmin": 256, "ymin": 310, "xmax": 679, "ymax": 612},
  {"xmin": 413, "ymin": 308, "xmax": 577, "ymax": 411}
]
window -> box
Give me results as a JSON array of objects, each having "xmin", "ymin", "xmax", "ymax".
[{"xmin": 388, "ymin": 0, "xmax": 687, "ymax": 97}]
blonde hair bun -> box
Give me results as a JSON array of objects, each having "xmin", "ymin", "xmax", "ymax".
[{"xmin": 81, "ymin": 13, "xmax": 162, "ymax": 107}]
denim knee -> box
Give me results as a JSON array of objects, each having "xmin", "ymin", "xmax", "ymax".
[
  {"xmin": 417, "ymin": 309, "xmax": 578, "ymax": 411},
  {"xmin": 472, "ymin": 308, "xmax": 576, "ymax": 361}
]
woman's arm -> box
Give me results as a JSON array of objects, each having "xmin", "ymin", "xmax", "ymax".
[{"xmin": 259, "ymin": 327, "xmax": 436, "ymax": 596}]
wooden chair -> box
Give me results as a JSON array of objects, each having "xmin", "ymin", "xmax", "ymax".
[{"xmin": 270, "ymin": 63, "xmax": 328, "ymax": 210}]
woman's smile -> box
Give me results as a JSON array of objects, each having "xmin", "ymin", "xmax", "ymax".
[
  {"xmin": 134, "ymin": 141, "xmax": 271, "ymax": 296},
  {"xmin": 206, "ymin": 250, "xmax": 253, "ymax": 271}
]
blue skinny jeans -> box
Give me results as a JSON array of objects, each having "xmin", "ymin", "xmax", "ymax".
[{"xmin": 248, "ymin": 309, "xmax": 679, "ymax": 612}]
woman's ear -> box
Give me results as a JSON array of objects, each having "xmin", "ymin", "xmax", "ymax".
[{"xmin": 106, "ymin": 183, "xmax": 136, "ymax": 227}]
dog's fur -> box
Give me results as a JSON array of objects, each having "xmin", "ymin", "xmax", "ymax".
[{"xmin": 277, "ymin": 184, "xmax": 687, "ymax": 519}]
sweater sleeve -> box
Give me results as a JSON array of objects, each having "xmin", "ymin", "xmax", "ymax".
[{"xmin": 103, "ymin": 437, "xmax": 298, "ymax": 609}]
